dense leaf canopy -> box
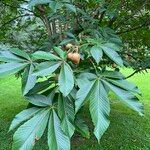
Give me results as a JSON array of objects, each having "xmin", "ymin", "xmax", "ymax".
[{"xmin": 0, "ymin": 0, "xmax": 150, "ymax": 71}]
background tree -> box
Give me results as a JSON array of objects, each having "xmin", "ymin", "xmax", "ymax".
[{"xmin": 0, "ymin": 0, "xmax": 150, "ymax": 74}]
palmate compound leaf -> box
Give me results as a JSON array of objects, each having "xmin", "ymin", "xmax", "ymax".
[
  {"xmin": 75, "ymin": 71, "xmax": 144, "ymax": 141},
  {"xmin": 48, "ymin": 110, "xmax": 70, "ymax": 150},
  {"xmin": 58, "ymin": 94, "xmax": 75, "ymax": 138},
  {"xmin": 76, "ymin": 77, "xmax": 110, "ymax": 141},
  {"xmin": 58, "ymin": 62, "xmax": 74, "ymax": 97},
  {"xmin": 11, "ymin": 94, "xmax": 71, "ymax": 150}
]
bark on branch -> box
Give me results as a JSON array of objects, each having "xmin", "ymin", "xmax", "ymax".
[
  {"xmin": 125, "ymin": 69, "xmax": 144, "ymax": 79},
  {"xmin": 0, "ymin": 14, "xmax": 33, "ymax": 28},
  {"xmin": 36, "ymin": 5, "xmax": 52, "ymax": 40},
  {"xmin": 117, "ymin": 23, "xmax": 149, "ymax": 34}
]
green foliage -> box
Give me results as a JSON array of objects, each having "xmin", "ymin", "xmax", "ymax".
[
  {"xmin": 58, "ymin": 63, "xmax": 74, "ymax": 96},
  {"xmin": 90, "ymin": 45, "xmax": 103, "ymax": 64},
  {"xmin": 0, "ymin": 62, "xmax": 28, "ymax": 77},
  {"xmin": 0, "ymin": 46, "xmax": 143, "ymax": 149},
  {"xmin": 0, "ymin": 0, "xmax": 148, "ymax": 150},
  {"xmin": 58, "ymin": 94, "xmax": 75, "ymax": 138},
  {"xmin": 74, "ymin": 115, "xmax": 90, "ymax": 138}
]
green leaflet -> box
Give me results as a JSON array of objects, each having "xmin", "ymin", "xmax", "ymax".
[
  {"xmin": 26, "ymin": 94, "xmax": 51, "ymax": 107},
  {"xmin": 12, "ymin": 109, "xmax": 50, "ymax": 150},
  {"xmin": 58, "ymin": 63, "xmax": 74, "ymax": 96},
  {"xmin": 0, "ymin": 51, "xmax": 25, "ymax": 62},
  {"xmin": 75, "ymin": 80, "xmax": 95, "ymax": 113},
  {"xmin": 27, "ymin": 80, "xmax": 51, "ymax": 95},
  {"xmin": 102, "ymin": 43, "xmax": 120, "ymax": 52},
  {"xmin": 102, "ymin": 80, "xmax": 144, "ymax": 116},
  {"xmin": 32, "ymin": 51, "xmax": 61, "ymax": 61},
  {"xmin": 89, "ymin": 80, "xmax": 110, "ymax": 141},
  {"xmin": 9, "ymin": 107, "xmax": 41, "ymax": 131},
  {"xmin": 33, "ymin": 61, "xmax": 61, "ymax": 77},
  {"xmin": 48, "ymin": 110, "xmax": 70, "ymax": 150},
  {"xmin": 65, "ymin": 4, "xmax": 76, "ymax": 13},
  {"xmin": 100, "ymin": 44, "xmax": 123, "ymax": 66},
  {"xmin": 90, "ymin": 45, "xmax": 103, "ymax": 64},
  {"xmin": 105, "ymin": 78, "xmax": 141, "ymax": 95},
  {"xmin": 58, "ymin": 94, "xmax": 75, "ymax": 138},
  {"xmin": 49, "ymin": 1, "xmax": 76, "ymax": 13},
  {"xmin": 76, "ymin": 76, "xmax": 110, "ymax": 141},
  {"xmin": 47, "ymin": 87, "xmax": 58, "ymax": 104},
  {"xmin": 59, "ymin": 39, "xmax": 74, "ymax": 46},
  {"xmin": 75, "ymin": 72, "xmax": 97, "ymax": 112},
  {"xmin": 49, "ymin": 1, "xmax": 62, "ymax": 12},
  {"xmin": 75, "ymin": 116, "xmax": 90, "ymax": 139},
  {"xmin": 9, "ymin": 48, "xmax": 31, "ymax": 60},
  {"xmin": 101, "ymin": 70, "xmax": 125, "ymax": 79},
  {"xmin": 53, "ymin": 47, "xmax": 67, "ymax": 60},
  {"xmin": 29, "ymin": 0, "xmax": 51, "ymax": 9},
  {"xmin": 22, "ymin": 64, "xmax": 37, "ymax": 96},
  {"xmin": 0, "ymin": 62, "xmax": 28, "ymax": 77}
]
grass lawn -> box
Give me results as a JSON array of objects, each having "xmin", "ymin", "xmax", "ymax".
[{"xmin": 0, "ymin": 69, "xmax": 150, "ymax": 150}]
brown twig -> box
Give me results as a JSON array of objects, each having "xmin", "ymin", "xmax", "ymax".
[
  {"xmin": 117, "ymin": 23, "xmax": 149, "ymax": 34},
  {"xmin": 36, "ymin": 5, "xmax": 52, "ymax": 39},
  {"xmin": 125, "ymin": 69, "xmax": 143, "ymax": 79},
  {"xmin": 0, "ymin": 14, "xmax": 33, "ymax": 28}
]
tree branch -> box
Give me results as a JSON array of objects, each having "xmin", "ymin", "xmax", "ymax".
[
  {"xmin": 125, "ymin": 69, "xmax": 143, "ymax": 79},
  {"xmin": 1, "ymin": 1, "xmax": 34, "ymax": 14},
  {"xmin": 2, "ymin": 2, "xmax": 52, "ymax": 40},
  {"xmin": 99, "ymin": 11, "xmax": 106, "ymax": 24},
  {"xmin": 117, "ymin": 23, "xmax": 149, "ymax": 34},
  {"xmin": 108, "ymin": 17, "xmax": 116, "ymax": 28},
  {"xmin": 36, "ymin": 5, "xmax": 52, "ymax": 40},
  {"xmin": 0, "ymin": 14, "xmax": 33, "ymax": 28}
]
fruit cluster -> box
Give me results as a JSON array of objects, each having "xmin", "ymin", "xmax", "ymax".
[{"xmin": 65, "ymin": 43, "xmax": 80, "ymax": 65}]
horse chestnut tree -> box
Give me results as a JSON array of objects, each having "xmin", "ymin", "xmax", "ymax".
[{"xmin": 0, "ymin": 0, "xmax": 144, "ymax": 150}]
